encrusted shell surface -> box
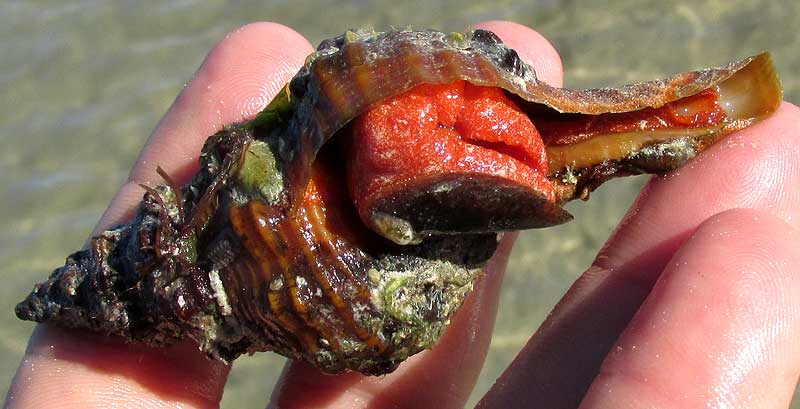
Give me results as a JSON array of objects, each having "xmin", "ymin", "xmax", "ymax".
[{"xmin": 16, "ymin": 28, "xmax": 781, "ymax": 375}]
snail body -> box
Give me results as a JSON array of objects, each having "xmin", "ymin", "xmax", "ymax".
[{"xmin": 16, "ymin": 28, "xmax": 781, "ymax": 375}]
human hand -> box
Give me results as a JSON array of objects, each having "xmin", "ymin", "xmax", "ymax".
[
  {"xmin": 476, "ymin": 72, "xmax": 800, "ymax": 408},
  {"xmin": 5, "ymin": 20, "xmax": 800, "ymax": 409}
]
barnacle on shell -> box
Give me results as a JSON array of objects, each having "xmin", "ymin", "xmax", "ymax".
[{"xmin": 16, "ymin": 28, "xmax": 781, "ymax": 375}]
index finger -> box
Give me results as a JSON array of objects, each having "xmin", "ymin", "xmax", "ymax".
[
  {"xmin": 95, "ymin": 22, "xmax": 314, "ymax": 233},
  {"xmin": 7, "ymin": 22, "xmax": 313, "ymax": 409}
]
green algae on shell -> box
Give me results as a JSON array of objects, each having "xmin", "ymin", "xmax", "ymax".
[{"xmin": 15, "ymin": 28, "xmax": 782, "ymax": 375}]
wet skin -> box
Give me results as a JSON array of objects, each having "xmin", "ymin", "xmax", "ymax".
[{"xmin": 5, "ymin": 20, "xmax": 800, "ymax": 409}]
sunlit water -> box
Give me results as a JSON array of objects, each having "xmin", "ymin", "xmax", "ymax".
[{"xmin": 1, "ymin": 1, "xmax": 797, "ymax": 407}]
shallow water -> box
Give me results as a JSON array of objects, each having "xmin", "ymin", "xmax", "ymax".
[{"xmin": 1, "ymin": 1, "xmax": 798, "ymax": 407}]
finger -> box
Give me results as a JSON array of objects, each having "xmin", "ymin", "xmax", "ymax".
[
  {"xmin": 6, "ymin": 325, "xmax": 230, "ymax": 409},
  {"xmin": 267, "ymin": 20, "xmax": 564, "ymax": 409},
  {"xmin": 478, "ymin": 102, "xmax": 800, "ymax": 408},
  {"xmin": 95, "ymin": 22, "xmax": 314, "ymax": 233},
  {"xmin": 7, "ymin": 22, "xmax": 313, "ymax": 409},
  {"xmin": 598, "ymin": 101, "xmax": 800, "ymax": 271},
  {"xmin": 479, "ymin": 20, "xmax": 563, "ymax": 88},
  {"xmin": 581, "ymin": 209, "xmax": 800, "ymax": 408}
]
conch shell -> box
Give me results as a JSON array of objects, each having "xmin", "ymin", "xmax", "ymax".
[{"xmin": 16, "ymin": 28, "xmax": 782, "ymax": 375}]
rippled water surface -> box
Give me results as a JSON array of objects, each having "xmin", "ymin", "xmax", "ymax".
[{"xmin": 2, "ymin": 1, "xmax": 798, "ymax": 407}]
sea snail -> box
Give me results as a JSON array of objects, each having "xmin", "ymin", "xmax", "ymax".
[{"xmin": 16, "ymin": 28, "xmax": 782, "ymax": 375}]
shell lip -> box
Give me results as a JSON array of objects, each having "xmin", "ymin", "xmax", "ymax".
[
  {"xmin": 270, "ymin": 28, "xmax": 780, "ymax": 217},
  {"xmin": 365, "ymin": 173, "xmax": 573, "ymax": 244}
]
